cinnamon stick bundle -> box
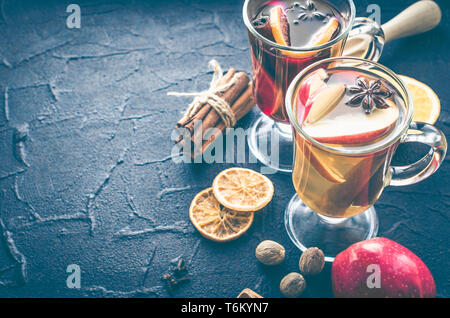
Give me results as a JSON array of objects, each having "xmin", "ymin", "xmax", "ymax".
[
  {"xmin": 200, "ymin": 83, "xmax": 254, "ymax": 154},
  {"xmin": 174, "ymin": 70, "xmax": 255, "ymax": 158},
  {"xmin": 176, "ymin": 68, "xmax": 237, "ymax": 132}
]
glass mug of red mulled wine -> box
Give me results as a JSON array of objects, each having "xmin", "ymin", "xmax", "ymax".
[
  {"xmin": 243, "ymin": 0, "xmax": 384, "ymax": 172},
  {"xmin": 284, "ymin": 57, "xmax": 447, "ymax": 261}
]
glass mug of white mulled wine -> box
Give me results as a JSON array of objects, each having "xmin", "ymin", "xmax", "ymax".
[
  {"xmin": 243, "ymin": 0, "xmax": 384, "ymax": 173},
  {"xmin": 284, "ymin": 57, "xmax": 447, "ymax": 261}
]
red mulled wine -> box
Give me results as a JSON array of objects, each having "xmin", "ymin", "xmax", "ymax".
[{"xmin": 247, "ymin": 0, "xmax": 348, "ymax": 123}]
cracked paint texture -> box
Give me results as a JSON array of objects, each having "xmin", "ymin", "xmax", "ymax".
[{"xmin": 0, "ymin": 0, "xmax": 449, "ymax": 297}]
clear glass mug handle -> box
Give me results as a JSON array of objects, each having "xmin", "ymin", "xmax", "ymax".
[
  {"xmin": 343, "ymin": 17, "xmax": 385, "ymax": 62},
  {"xmin": 390, "ymin": 122, "xmax": 447, "ymax": 186}
]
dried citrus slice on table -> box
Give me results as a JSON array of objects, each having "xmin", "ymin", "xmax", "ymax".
[
  {"xmin": 189, "ymin": 188, "xmax": 254, "ymax": 242},
  {"xmin": 212, "ymin": 168, "xmax": 274, "ymax": 212},
  {"xmin": 399, "ymin": 75, "xmax": 440, "ymax": 124}
]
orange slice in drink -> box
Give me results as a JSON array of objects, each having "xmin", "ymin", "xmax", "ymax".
[
  {"xmin": 189, "ymin": 188, "xmax": 254, "ymax": 242},
  {"xmin": 270, "ymin": 7, "xmax": 339, "ymax": 59},
  {"xmin": 270, "ymin": 6, "xmax": 291, "ymax": 46},
  {"xmin": 212, "ymin": 168, "xmax": 274, "ymax": 212},
  {"xmin": 290, "ymin": 17, "xmax": 340, "ymax": 58},
  {"xmin": 311, "ymin": 17, "xmax": 340, "ymax": 47},
  {"xmin": 399, "ymin": 75, "xmax": 440, "ymax": 124}
]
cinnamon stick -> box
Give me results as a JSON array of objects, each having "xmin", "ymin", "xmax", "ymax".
[
  {"xmin": 193, "ymin": 72, "xmax": 250, "ymax": 144},
  {"xmin": 174, "ymin": 68, "xmax": 255, "ymax": 158},
  {"xmin": 229, "ymin": 83, "xmax": 254, "ymax": 121},
  {"xmin": 200, "ymin": 84, "xmax": 255, "ymax": 154},
  {"xmin": 237, "ymin": 288, "xmax": 263, "ymax": 298},
  {"xmin": 176, "ymin": 68, "xmax": 236, "ymax": 129}
]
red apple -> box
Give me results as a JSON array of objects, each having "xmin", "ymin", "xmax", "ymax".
[
  {"xmin": 303, "ymin": 102, "xmax": 399, "ymax": 144},
  {"xmin": 332, "ymin": 237, "xmax": 436, "ymax": 298}
]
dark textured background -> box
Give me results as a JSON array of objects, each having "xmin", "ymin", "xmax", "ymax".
[{"xmin": 0, "ymin": 0, "xmax": 448, "ymax": 298}]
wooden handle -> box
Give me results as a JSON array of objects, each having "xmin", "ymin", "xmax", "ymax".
[{"xmin": 382, "ymin": 1, "xmax": 441, "ymax": 43}]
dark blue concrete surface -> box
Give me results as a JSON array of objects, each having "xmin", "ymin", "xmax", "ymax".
[{"xmin": 0, "ymin": 0, "xmax": 448, "ymax": 298}]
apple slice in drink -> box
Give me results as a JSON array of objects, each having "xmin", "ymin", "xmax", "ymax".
[
  {"xmin": 316, "ymin": 154, "xmax": 376, "ymax": 216},
  {"xmin": 294, "ymin": 81, "xmax": 349, "ymax": 184},
  {"xmin": 305, "ymin": 84, "xmax": 346, "ymax": 124},
  {"xmin": 304, "ymin": 101, "xmax": 399, "ymax": 145},
  {"xmin": 298, "ymin": 68, "xmax": 328, "ymax": 105},
  {"xmin": 296, "ymin": 68, "xmax": 329, "ymax": 124},
  {"xmin": 295, "ymin": 137, "xmax": 346, "ymax": 184},
  {"xmin": 352, "ymin": 147, "xmax": 391, "ymax": 207}
]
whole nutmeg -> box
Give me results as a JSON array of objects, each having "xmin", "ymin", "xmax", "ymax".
[
  {"xmin": 299, "ymin": 247, "xmax": 325, "ymax": 275},
  {"xmin": 280, "ymin": 272, "xmax": 306, "ymax": 298},
  {"xmin": 255, "ymin": 240, "xmax": 285, "ymax": 265}
]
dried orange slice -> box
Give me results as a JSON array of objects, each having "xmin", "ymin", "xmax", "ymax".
[
  {"xmin": 189, "ymin": 188, "xmax": 254, "ymax": 242},
  {"xmin": 212, "ymin": 168, "xmax": 274, "ymax": 212},
  {"xmin": 399, "ymin": 75, "xmax": 440, "ymax": 124}
]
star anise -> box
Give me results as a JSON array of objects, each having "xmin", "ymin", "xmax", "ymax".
[
  {"xmin": 297, "ymin": 0, "xmax": 328, "ymax": 21},
  {"xmin": 346, "ymin": 77, "xmax": 393, "ymax": 114}
]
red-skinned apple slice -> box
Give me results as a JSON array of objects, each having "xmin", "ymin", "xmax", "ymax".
[
  {"xmin": 295, "ymin": 136, "xmax": 346, "ymax": 184},
  {"xmin": 297, "ymin": 69, "xmax": 328, "ymax": 124},
  {"xmin": 351, "ymin": 162, "xmax": 372, "ymax": 207},
  {"xmin": 298, "ymin": 68, "xmax": 328, "ymax": 105},
  {"xmin": 352, "ymin": 147, "xmax": 391, "ymax": 207},
  {"xmin": 304, "ymin": 101, "xmax": 400, "ymax": 145}
]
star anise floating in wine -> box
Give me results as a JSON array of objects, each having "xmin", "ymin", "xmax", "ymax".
[
  {"xmin": 346, "ymin": 77, "xmax": 393, "ymax": 114},
  {"xmin": 297, "ymin": 0, "xmax": 328, "ymax": 21}
]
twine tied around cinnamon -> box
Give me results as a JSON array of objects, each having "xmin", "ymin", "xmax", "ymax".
[{"xmin": 168, "ymin": 60, "xmax": 237, "ymax": 128}]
